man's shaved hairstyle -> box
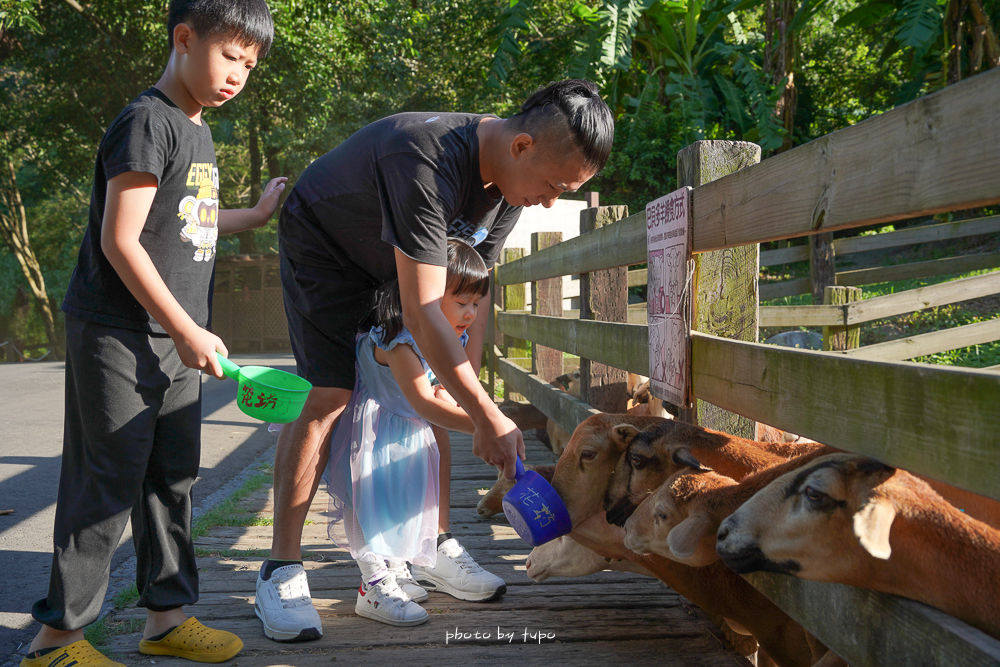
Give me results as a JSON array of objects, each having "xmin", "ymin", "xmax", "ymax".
[
  {"xmin": 508, "ymin": 79, "xmax": 614, "ymax": 172},
  {"xmin": 168, "ymin": 0, "xmax": 275, "ymax": 59}
]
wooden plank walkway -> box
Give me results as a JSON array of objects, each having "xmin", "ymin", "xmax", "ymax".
[{"xmin": 103, "ymin": 432, "xmax": 751, "ymax": 666}]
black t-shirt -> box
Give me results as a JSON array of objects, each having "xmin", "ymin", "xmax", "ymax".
[
  {"xmin": 63, "ymin": 88, "xmax": 219, "ymax": 333},
  {"xmin": 279, "ymin": 112, "xmax": 522, "ymax": 283}
]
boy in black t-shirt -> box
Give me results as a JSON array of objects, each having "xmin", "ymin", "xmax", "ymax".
[{"xmin": 23, "ymin": 2, "xmax": 284, "ymax": 666}]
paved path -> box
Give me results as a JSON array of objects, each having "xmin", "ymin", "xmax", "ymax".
[{"xmin": 0, "ymin": 354, "xmax": 293, "ymax": 662}]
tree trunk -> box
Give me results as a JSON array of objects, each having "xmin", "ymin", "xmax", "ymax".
[
  {"xmin": 764, "ymin": 0, "xmax": 798, "ymax": 152},
  {"xmin": 967, "ymin": 0, "xmax": 1000, "ymax": 68},
  {"xmin": 238, "ymin": 118, "xmax": 262, "ymax": 255},
  {"xmin": 0, "ymin": 155, "xmax": 63, "ymax": 359}
]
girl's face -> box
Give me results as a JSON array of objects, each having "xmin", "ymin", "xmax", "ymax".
[{"xmin": 441, "ymin": 291, "xmax": 483, "ymax": 337}]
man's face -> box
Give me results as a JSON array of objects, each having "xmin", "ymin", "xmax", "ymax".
[{"xmin": 494, "ymin": 134, "xmax": 598, "ymax": 209}]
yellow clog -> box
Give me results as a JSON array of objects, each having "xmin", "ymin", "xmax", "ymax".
[
  {"xmin": 19, "ymin": 640, "xmax": 125, "ymax": 667},
  {"xmin": 138, "ymin": 617, "xmax": 243, "ymax": 663}
]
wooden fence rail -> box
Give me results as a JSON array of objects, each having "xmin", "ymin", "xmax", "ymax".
[
  {"xmin": 759, "ymin": 215, "xmax": 1000, "ymax": 267},
  {"xmin": 761, "ymin": 250, "xmax": 1000, "ymax": 300}
]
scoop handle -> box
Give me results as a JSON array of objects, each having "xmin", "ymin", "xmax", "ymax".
[
  {"xmin": 514, "ymin": 457, "xmax": 526, "ymax": 480},
  {"xmin": 216, "ymin": 352, "xmax": 241, "ymax": 381}
]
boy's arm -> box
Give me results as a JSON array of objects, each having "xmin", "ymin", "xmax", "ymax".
[
  {"xmin": 386, "ymin": 343, "xmax": 476, "ymax": 434},
  {"xmin": 101, "ymin": 171, "xmax": 226, "ymax": 378},
  {"xmin": 217, "ymin": 177, "xmax": 287, "ymax": 235},
  {"xmin": 395, "ymin": 249, "xmax": 524, "ymax": 479}
]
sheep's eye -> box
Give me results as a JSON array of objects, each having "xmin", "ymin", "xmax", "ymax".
[
  {"xmin": 580, "ymin": 450, "xmax": 598, "ymax": 462},
  {"xmin": 629, "ymin": 454, "xmax": 647, "ymax": 469},
  {"xmin": 803, "ymin": 486, "xmax": 825, "ymax": 503},
  {"xmin": 655, "ymin": 511, "xmax": 668, "ymax": 521}
]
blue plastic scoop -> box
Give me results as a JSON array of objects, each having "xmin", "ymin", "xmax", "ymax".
[{"xmin": 502, "ymin": 458, "xmax": 572, "ymax": 546}]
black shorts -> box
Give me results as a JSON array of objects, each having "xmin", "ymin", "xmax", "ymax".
[{"xmin": 280, "ymin": 252, "xmax": 380, "ymax": 389}]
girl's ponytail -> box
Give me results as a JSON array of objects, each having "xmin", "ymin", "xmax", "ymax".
[{"xmin": 370, "ymin": 279, "xmax": 405, "ymax": 342}]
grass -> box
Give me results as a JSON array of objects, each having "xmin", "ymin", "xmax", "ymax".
[{"xmin": 190, "ymin": 467, "xmax": 273, "ymax": 540}]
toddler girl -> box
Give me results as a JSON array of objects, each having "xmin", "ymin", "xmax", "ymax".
[{"xmin": 324, "ymin": 238, "xmax": 489, "ymax": 626}]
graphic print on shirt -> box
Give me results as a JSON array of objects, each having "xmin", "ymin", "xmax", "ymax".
[
  {"xmin": 177, "ymin": 162, "xmax": 220, "ymax": 262},
  {"xmin": 448, "ymin": 216, "xmax": 488, "ymax": 247}
]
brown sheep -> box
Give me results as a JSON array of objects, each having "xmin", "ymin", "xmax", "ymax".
[
  {"xmin": 716, "ymin": 453, "xmax": 1000, "ymax": 640},
  {"xmin": 550, "ymin": 415, "xmax": 829, "ymax": 667}
]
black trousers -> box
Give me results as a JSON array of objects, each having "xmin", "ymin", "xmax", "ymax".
[{"xmin": 32, "ymin": 316, "xmax": 201, "ymax": 631}]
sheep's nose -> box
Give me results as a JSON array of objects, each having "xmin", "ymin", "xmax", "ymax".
[{"xmin": 717, "ymin": 523, "xmax": 730, "ymax": 542}]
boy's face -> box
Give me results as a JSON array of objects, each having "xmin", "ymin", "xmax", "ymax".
[
  {"xmin": 175, "ymin": 25, "xmax": 260, "ymax": 108},
  {"xmin": 441, "ymin": 291, "xmax": 483, "ymax": 337}
]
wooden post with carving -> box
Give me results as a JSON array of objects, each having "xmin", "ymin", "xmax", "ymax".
[
  {"xmin": 580, "ymin": 205, "xmax": 629, "ymax": 413},
  {"xmin": 531, "ymin": 232, "xmax": 564, "ymax": 382},
  {"xmin": 677, "ymin": 141, "xmax": 761, "ymax": 438},
  {"xmin": 486, "ymin": 267, "xmax": 497, "ymax": 397},
  {"xmin": 810, "ymin": 232, "xmax": 837, "ymax": 304},
  {"xmin": 823, "ymin": 286, "xmax": 863, "ymax": 351},
  {"xmin": 502, "ymin": 247, "xmax": 528, "ymax": 401}
]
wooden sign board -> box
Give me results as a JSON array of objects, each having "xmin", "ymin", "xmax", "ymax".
[{"xmin": 646, "ymin": 186, "xmax": 693, "ymax": 408}]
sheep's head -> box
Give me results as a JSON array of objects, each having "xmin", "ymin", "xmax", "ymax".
[
  {"xmin": 603, "ymin": 420, "xmax": 713, "ymax": 527},
  {"xmin": 716, "ymin": 453, "xmax": 898, "ymax": 581},
  {"xmin": 624, "ymin": 467, "xmax": 736, "ymax": 566},
  {"xmin": 550, "ymin": 413, "xmax": 669, "ymax": 527}
]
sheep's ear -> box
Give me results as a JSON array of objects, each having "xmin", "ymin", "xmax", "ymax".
[
  {"xmin": 853, "ymin": 498, "xmax": 896, "ymax": 559},
  {"xmin": 667, "ymin": 513, "xmax": 716, "ymax": 565},
  {"xmin": 611, "ymin": 424, "xmax": 641, "ymax": 448},
  {"xmin": 670, "ymin": 446, "xmax": 707, "ymax": 471}
]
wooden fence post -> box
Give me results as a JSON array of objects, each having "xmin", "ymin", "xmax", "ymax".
[
  {"xmin": 823, "ymin": 285, "xmax": 863, "ymax": 351},
  {"xmin": 486, "ymin": 267, "xmax": 497, "ymax": 397},
  {"xmin": 810, "ymin": 232, "xmax": 837, "ymax": 304},
  {"xmin": 502, "ymin": 247, "xmax": 528, "ymax": 401},
  {"xmin": 677, "ymin": 140, "xmax": 761, "ymax": 438},
  {"xmin": 580, "ymin": 205, "xmax": 630, "ymax": 413},
  {"xmin": 531, "ymin": 232, "xmax": 564, "ymax": 382}
]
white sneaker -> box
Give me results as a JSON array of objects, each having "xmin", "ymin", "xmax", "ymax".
[
  {"xmin": 355, "ymin": 577, "xmax": 429, "ymax": 626},
  {"xmin": 387, "ymin": 560, "xmax": 428, "ymax": 602},
  {"xmin": 255, "ymin": 563, "xmax": 323, "ymax": 642},
  {"xmin": 411, "ymin": 538, "xmax": 507, "ymax": 602}
]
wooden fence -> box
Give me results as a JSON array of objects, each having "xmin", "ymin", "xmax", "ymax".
[
  {"xmin": 487, "ymin": 67, "xmax": 1000, "ymax": 665},
  {"xmin": 758, "ymin": 214, "xmax": 1000, "ymax": 301},
  {"xmin": 212, "ymin": 255, "xmax": 290, "ymax": 353}
]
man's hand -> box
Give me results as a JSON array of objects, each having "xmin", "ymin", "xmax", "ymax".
[
  {"xmin": 472, "ymin": 408, "xmax": 525, "ymax": 481},
  {"xmin": 172, "ymin": 323, "xmax": 228, "ymax": 378}
]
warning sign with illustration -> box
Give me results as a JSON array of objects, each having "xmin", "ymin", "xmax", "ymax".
[{"xmin": 646, "ymin": 186, "xmax": 692, "ymax": 408}]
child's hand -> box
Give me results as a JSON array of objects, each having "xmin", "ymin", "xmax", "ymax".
[
  {"xmin": 173, "ymin": 324, "xmax": 228, "ymax": 378},
  {"xmin": 253, "ymin": 177, "xmax": 288, "ymax": 226},
  {"xmin": 434, "ymin": 385, "xmax": 457, "ymax": 406}
]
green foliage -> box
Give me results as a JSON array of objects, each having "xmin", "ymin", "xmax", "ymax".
[
  {"xmin": 2, "ymin": 0, "xmax": 990, "ymax": 354},
  {"xmin": 894, "ymin": 0, "xmax": 946, "ymax": 50}
]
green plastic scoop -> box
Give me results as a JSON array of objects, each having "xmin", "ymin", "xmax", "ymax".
[{"xmin": 217, "ymin": 353, "xmax": 312, "ymax": 424}]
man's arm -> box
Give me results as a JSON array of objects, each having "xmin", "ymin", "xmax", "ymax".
[
  {"xmin": 394, "ymin": 249, "xmax": 523, "ymax": 478},
  {"xmin": 217, "ymin": 177, "xmax": 287, "ymax": 234},
  {"xmin": 464, "ymin": 283, "xmax": 490, "ymax": 376},
  {"xmin": 101, "ymin": 171, "xmax": 226, "ymax": 377}
]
